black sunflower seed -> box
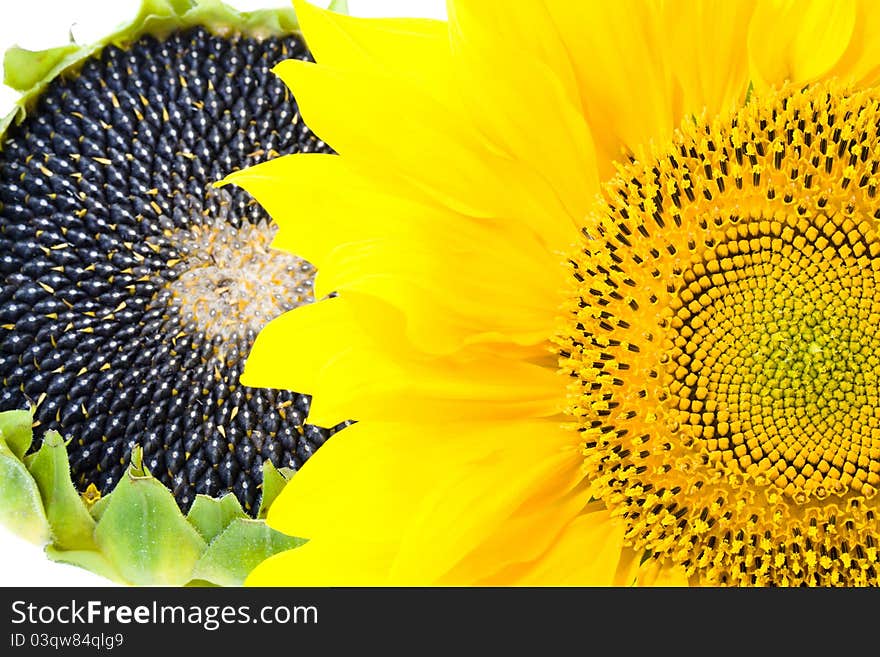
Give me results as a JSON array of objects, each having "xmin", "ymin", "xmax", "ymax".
[{"xmin": 0, "ymin": 26, "xmax": 346, "ymax": 514}]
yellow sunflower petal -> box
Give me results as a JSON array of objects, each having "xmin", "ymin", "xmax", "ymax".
[
  {"xmin": 240, "ymin": 293, "xmax": 395, "ymax": 397},
  {"xmin": 748, "ymin": 0, "xmax": 857, "ymax": 89},
  {"xmin": 266, "ymin": 420, "xmax": 575, "ymax": 543},
  {"xmin": 242, "ymin": 294, "xmax": 566, "ymax": 427},
  {"xmin": 609, "ymin": 545, "xmax": 645, "ymax": 587},
  {"xmin": 225, "ymin": 154, "xmax": 565, "ymax": 354},
  {"xmin": 272, "ymin": 50, "xmax": 581, "ymax": 252},
  {"xmin": 826, "ymin": 0, "xmax": 880, "ymax": 86},
  {"xmin": 263, "ymin": 422, "xmax": 425, "ymax": 542},
  {"xmin": 501, "ymin": 509, "xmax": 627, "ymax": 586},
  {"xmin": 221, "ymin": 153, "xmax": 403, "ymax": 269},
  {"xmin": 662, "ymin": 0, "xmax": 755, "ymax": 117},
  {"xmin": 447, "ymin": 1, "xmax": 601, "ymax": 227},
  {"xmin": 224, "ymin": 152, "xmax": 535, "ymax": 267},
  {"xmin": 303, "ymin": 347, "xmax": 565, "ymax": 429},
  {"xmin": 314, "ymin": 234, "xmax": 565, "ymax": 353},
  {"xmin": 533, "ymin": 0, "xmax": 676, "ymax": 174},
  {"xmin": 246, "ymin": 538, "xmax": 395, "ymax": 586},
  {"xmin": 262, "ymin": 419, "xmax": 586, "ymax": 585},
  {"xmin": 634, "ymin": 561, "xmax": 691, "ymax": 587},
  {"xmin": 388, "ymin": 420, "xmax": 583, "ymax": 583},
  {"xmin": 293, "ymin": 0, "xmax": 451, "ymax": 94},
  {"xmin": 442, "ymin": 482, "xmax": 593, "ymax": 585}
]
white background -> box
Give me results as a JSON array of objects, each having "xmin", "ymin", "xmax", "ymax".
[{"xmin": 0, "ymin": 0, "xmax": 445, "ymax": 587}]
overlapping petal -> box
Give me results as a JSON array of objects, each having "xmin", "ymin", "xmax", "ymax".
[
  {"xmin": 224, "ymin": 154, "xmax": 568, "ymax": 357},
  {"xmin": 249, "ymin": 419, "xmax": 590, "ymax": 585},
  {"xmin": 528, "ymin": 1, "xmax": 678, "ymax": 174},
  {"xmin": 493, "ymin": 510, "xmax": 629, "ymax": 587},
  {"xmin": 662, "ymin": 0, "xmax": 754, "ymax": 118},
  {"xmin": 748, "ymin": 0, "xmax": 856, "ymax": 88},
  {"xmin": 242, "ymin": 293, "xmax": 566, "ymax": 427},
  {"xmin": 748, "ymin": 0, "xmax": 880, "ymax": 89},
  {"xmin": 447, "ymin": 1, "xmax": 601, "ymax": 227},
  {"xmin": 830, "ymin": 0, "xmax": 880, "ymax": 86},
  {"xmin": 272, "ymin": 48, "xmax": 582, "ymax": 254}
]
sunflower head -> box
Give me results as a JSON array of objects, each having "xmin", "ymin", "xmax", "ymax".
[{"xmin": 0, "ymin": 0, "xmax": 347, "ymax": 585}]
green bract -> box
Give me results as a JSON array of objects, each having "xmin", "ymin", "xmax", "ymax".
[{"xmin": 1, "ymin": 409, "xmax": 304, "ymax": 585}]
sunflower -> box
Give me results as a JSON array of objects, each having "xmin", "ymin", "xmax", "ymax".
[
  {"xmin": 228, "ymin": 0, "xmax": 880, "ymax": 586},
  {"xmin": 0, "ymin": 0, "xmax": 348, "ymax": 585}
]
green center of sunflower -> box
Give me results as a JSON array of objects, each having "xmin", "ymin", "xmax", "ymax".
[{"xmin": 560, "ymin": 81, "xmax": 880, "ymax": 586}]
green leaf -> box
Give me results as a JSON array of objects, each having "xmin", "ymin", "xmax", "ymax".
[
  {"xmin": 94, "ymin": 448, "xmax": 205, "ymax": 585},
  {"xmin": 26, "ymin": 431, "xmax": 98, "ymax": 551},
  {"xmin": 327, "ymin": 0, "xmax": 349, "ymax": 14},
  {"xmin": 192, "ymin": 519, "xmax": 304, "ymax": 586},
  {"xmin": 0, "ymin": 408, "xmax": 34, "ymax": 460},
  {"xmin": 257, "ymin": 459, "xmax": 290, "ymax": 519},
  {"xmin": 0, "ymin": 440, "xmax": 50, "ymax": 545},
  {"xmin": 187, "ymin": 493, "xmax": 246, "ymax": 543}
]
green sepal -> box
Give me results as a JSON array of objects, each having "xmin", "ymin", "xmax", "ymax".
[
  {"xmin": 4, "ymin": 44, "xmax": 81, "ymax": 93},
  {"xmin": 45, "ymin": 545, "xmax": 124, "ymax": 584},
  {"xmin": 0, "ymin": 408, "xmax": 34, "ymax": 460},
  {"xmin": 92, "ymin": 447, "xmax": 206, "ymax": 585},
  {"xmin": 25, "ymin": 430, "xmax": 98, "ymax": 552},
  {"xmin": 0, "ymin": 434, "xmax": 50, "ymax": 545},
  {"xmin": 88, "ymin": 493, "xmax": 111, "ymax": 522},
  {"xmin": 187, "ymin": 493, "xmax": 247, "ymax": 543},
  {"xmin": 192, "ymin": 518, "xmax": 305, "ymax": 587},
  {"xmin": 328, "ymin": 0, "xmax": 349, "ymax": 13},
  {"xmin": 257, "ymin": 459, "xmax": 291, "ymax": 520},
  {"xmin": 0, "ymin": 409, "xmax": 303, "ymax": 585}
]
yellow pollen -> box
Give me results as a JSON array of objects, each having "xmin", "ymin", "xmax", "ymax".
[{"xmin": 559, "ymin": 81, "xmax": 880, "ymax": 586}]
